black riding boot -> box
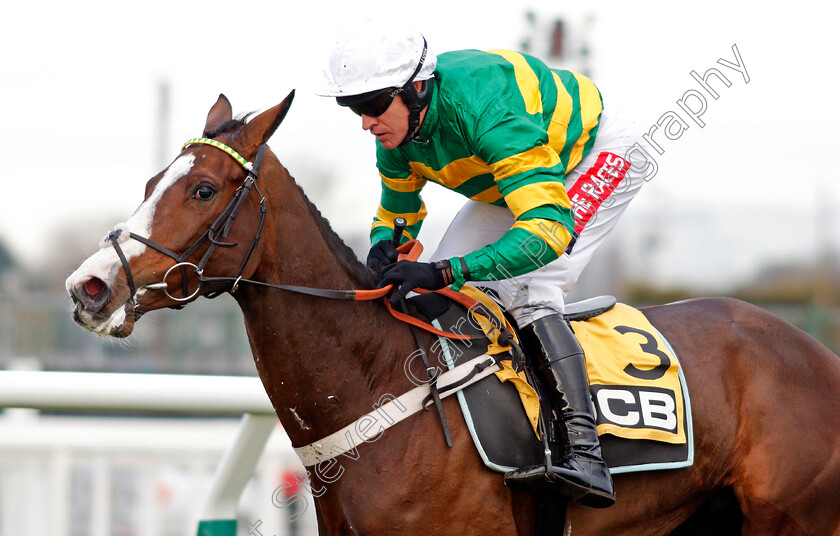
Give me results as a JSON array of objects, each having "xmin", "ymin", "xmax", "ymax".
[{"xmin": 504, "ymin": 314, "xmax": 615, "ymax": 508}]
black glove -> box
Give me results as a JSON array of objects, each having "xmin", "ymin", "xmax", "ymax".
[
  {"xmin": 366, "ymin": 240, "xmax": 399, "ymax": 278},
  {"xmin": 379, "ymin": 260, "xmax": 454, "ymax": 306}
]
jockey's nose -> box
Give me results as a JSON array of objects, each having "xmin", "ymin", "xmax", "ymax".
[
  {"xmin": 362, "ymin": 114, "xmax": 377, "ymax": 130},
  {"xmin": 69, "ymin": 276, "xmax": 110, "ymax": 314}
]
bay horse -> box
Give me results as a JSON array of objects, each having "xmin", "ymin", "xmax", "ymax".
[{"xmin": 66, "ymin": 93, "xmax": 840, "ymax": 535}]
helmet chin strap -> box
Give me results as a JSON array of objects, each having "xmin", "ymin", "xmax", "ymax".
[
  {"xmin": 399, "ymin": 95, "xmax": 426, "ymax": 147},
  {"xmin": 397, "ymin": 38, "xmax": 431, "ymax": 148}
]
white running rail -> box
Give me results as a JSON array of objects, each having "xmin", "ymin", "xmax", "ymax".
[{"xmin": 0, "ymin": 370, "xmax": 279, "ymax": 536}]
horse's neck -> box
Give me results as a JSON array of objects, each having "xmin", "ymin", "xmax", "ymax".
[{"xmin": 234, "ymin": 171, "xmax": 417, "ymax": 447}]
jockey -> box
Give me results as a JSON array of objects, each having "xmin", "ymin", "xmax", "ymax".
[{"xmin": 318, "ymin": 20, "xmax": 644, "ymax": 508}]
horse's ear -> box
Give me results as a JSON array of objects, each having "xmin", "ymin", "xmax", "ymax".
[
  {"xmin": 239, "ymin": 90, "xmax": 295, "ymax": 153},
  {"xmin": 204, "ymin": 94, "xmax": 233, "ymax": 135}
]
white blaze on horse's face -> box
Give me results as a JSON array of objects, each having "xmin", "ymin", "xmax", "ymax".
[
  {"xmin": 65, "ymin": 154, "xmax": 195, "ymax": 335},
  {"xmin": 129, "ymin": 153, "xmax": 197, "ymax": 242}
]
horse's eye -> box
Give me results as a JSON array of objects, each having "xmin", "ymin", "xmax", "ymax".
[{"xmin": 193, "ymin": 185, "xmax": 216, "ymax": 201}]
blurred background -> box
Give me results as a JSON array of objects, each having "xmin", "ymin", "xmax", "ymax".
[{"xmin": 1, "ymin": 0, "xmax": 839, "ymax": 534}]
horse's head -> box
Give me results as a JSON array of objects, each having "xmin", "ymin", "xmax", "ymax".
[{"xmin": 66, "ymin": 91, "xmax": 295, "ymax": 337}]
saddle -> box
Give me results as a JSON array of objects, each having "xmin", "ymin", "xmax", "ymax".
[{"xmin": 406, "ymin": 288, "xmax": 694, "ymax": 475}]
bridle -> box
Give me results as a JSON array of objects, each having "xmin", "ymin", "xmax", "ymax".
[
  {"xmin": 107, "ymin": 138, "xmax": 269, "ymax": 307},
  {"xmin": 107, "ymin": 137, "xmax": 406, "ymax": 306}
]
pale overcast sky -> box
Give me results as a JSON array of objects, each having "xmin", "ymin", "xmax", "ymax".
[{"xmin": 2, "ymin": 1, "xmax": 838, "ymax": 288}]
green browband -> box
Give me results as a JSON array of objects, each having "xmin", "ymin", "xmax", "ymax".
[{"xmin": 182, "ymin": 138, "xmax": 253, "ymax": 171}]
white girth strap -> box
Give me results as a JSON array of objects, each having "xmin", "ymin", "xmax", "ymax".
[{"xmin": 293, "ymin": 353, "xmax": 501, "ymax": 467}]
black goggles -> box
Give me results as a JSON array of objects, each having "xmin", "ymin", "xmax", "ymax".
[{"xmin": 337, "ymin": 87, "xmax": 404, "ymax": 117}]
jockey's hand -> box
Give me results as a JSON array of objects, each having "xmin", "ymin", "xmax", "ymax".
[
  {"xmin": 366, "ymin": 240, "xmax": 399, "ymax": 278},
  {"xmin": 379, "ymin": 260, "xmax": 454, "ymax": 306}
]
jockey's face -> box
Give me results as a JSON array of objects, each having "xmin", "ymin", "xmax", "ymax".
[
  {"xmin": 361, "ymin": 93, "xmax": 410, "ymax": 150},
  {"xmin": 360, "ymin": 81, "xmax": 426, "ymax": 150}
]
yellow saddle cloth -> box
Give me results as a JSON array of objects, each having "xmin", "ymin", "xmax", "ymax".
[
  {"xmin": 572, "ymin": 303, "xmax": 687, "ymax": 445},
  {"xmin": 457, "ymin": 288, "xmax": 687, "ymax": 446}
]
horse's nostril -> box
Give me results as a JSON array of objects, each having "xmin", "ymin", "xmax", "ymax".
[{"xmin": 84, "ymin": 277, "xmax": 107, "ymax": 298}]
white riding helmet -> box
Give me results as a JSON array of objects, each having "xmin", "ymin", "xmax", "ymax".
[{"xmin": 318, "ymin": 19, "xmax": 437, "ymax": 97}]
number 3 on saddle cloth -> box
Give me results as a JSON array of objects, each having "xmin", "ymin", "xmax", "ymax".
[{"xmin": 410, "ymin": 287, "xmax": 694, "ymax": 475}]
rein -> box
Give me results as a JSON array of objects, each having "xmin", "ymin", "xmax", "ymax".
[{"xmin": 108, "ymin": 138, "xmax": 477, "ymax": 341}]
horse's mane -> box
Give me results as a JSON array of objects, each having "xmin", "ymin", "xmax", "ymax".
[{"xmin": 293, "ymin": 180, "xmax": 378, "ymax": 289}]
